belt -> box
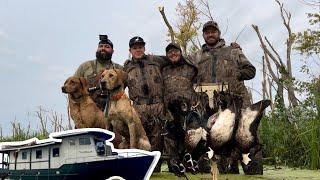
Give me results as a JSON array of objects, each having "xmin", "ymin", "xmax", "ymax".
[{"xmin": 133, "ymin": 97, "xmax": 162, "ymax": 105}]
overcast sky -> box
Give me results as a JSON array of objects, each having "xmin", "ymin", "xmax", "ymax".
[{"xmin": 0, "ymin": 0, "xmax": 318, "ymax": 136}]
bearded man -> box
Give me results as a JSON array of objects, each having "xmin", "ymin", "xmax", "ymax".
[{"xmin": 74, "ymin": 35, "xmax": 123, "ymax": 110}]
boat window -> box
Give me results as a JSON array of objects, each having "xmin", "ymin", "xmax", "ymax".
[
  {"xmin": 79, "ymin": 137, "xmax": 91, "ymax": 145},
  {"xmin": 36, "ymin": 150, "xmax": 42, "ymax": 159},
  {"xmin": 52, "ymin": 148, "xmax": 60, "ymax": 157},
  {"xmin": 69, "ymin": 139, "xmax": 76, "ymax": 146},
  {"xmin": 95, "ymin": 141, "xmax": 105, "ymax": 156},
  {"xmin": 22, "ymin": 151, "xmax": 28, "ymax": 160}
]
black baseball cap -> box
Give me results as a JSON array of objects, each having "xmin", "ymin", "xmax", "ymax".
[
  {"xmin": 99, "ymin": 35, "xmax": 113, "ymax": 48},
  {"xmin": 129, "ymin": 36, "xmax": 146, "ymax": 47},
  {"xmin": 165, "ymin": 42, "xmax": 181, "ymax": 53}
]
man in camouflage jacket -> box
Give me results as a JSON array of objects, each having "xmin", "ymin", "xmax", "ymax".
[
  {"xmin": 123, "ymin": 36, "xmax": 173, "ymax": 172},
  {"xmin": 161, "ymin": 43, "xmax": 198, "ymax": 174},
  {"xmin": 74, "ymin": 35, "xmax": 122, "ymax": 110},
  {"xmin": 190, "ymin": 21, "xmax": 262, "ymax": 175}
]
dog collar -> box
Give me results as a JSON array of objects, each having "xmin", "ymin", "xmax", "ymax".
[{"xmin": 110, "ymin": 92, "xmax": 125, "ymax": 101}]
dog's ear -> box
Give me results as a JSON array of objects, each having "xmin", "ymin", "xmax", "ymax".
[
  {"xmin": 79, "ymin": 77, "xmax": 89, "ymax": 93},
  {"xmin": 114, "ymin": 69, "xmax": 128, "ymax": 86}
]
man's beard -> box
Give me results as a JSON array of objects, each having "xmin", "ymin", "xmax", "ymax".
[
  {"xmin": 96, "ymin": 51, "xmax": 112, "ymax": 62},
  {"xmin": 205, "ymin": 38, "xmax": 219, "ymax": 46}
]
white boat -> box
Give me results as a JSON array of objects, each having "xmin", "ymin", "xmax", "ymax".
[{"xmin": 0, "ymin": 128, "xmax": 160, "ymax": 180}]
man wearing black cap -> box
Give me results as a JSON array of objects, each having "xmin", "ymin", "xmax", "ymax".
[
  {"xmin": 75, "ymin": 35, "xmax": 122, "ymax": 110},
  {"xmin": 161, "ymin": 43, "xmax": 199, "ymax": 175},
  {"xmin": 124, "ymin": 36, "xmax": 172, "ymax": 172},
  {"xmin": 190, "ymin": 21, "xmax": 260, "ymax": 175}
]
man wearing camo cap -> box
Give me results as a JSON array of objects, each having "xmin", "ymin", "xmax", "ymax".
[{"xmin": 190, "ymin": 20, "xmax": 260, "ymax": 175}]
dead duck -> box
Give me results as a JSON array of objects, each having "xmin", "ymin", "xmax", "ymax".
[{"xmin": 235, "ymin": 99, "xmax": 271, "ymax": 153}]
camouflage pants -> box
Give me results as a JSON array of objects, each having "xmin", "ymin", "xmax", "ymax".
[
  {"xmin": 134, "ymin": 103, "xmax": 168, "ymax": 151},
  {"xmin": 134, "ymin": 103, "xmax": 172, "ymax": 172}
]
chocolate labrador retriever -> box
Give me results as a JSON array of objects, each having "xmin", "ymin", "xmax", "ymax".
[{"xmin": 62, "ymin": 76, "xmax": 106, "ymax": 129}]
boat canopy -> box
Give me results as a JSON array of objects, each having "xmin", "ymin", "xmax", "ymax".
[{"xmin": 50, "ymin": 128, "xmax": 115, "ymax": 141}]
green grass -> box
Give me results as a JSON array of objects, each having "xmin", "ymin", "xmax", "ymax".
[{"xmin": 150, "ymin": 165, "xmax": 320, "ymax": 180}]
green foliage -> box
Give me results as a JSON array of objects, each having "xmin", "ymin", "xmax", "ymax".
[
  {"xmin": 260, "ymin": 9, "xmax": 320, "ymax": 170},
  {"xmin": 260, "ymin": 75, "xmax": 320, "ymax": 169},
  {"xmin": 295, "ymin": 13, "xmax": 320, "ymax": 55},
  {"xmin": 0, "ymin": 130, "xmax": 48, "ymax": 143}
]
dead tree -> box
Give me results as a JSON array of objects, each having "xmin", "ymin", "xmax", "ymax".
[
  {"xmin": 158, "ymin": 6, "xmax": 175, "ymax": 43},
  {"xmin": 66, "ymin": 95, "xmax": 73, "ymax": 130},
  {"xmin": 262, "ymin": 56, "xmax": 267, "ymax": 100},
  {"xmin": 49, "ymin": 110, "xmax": 65, "ymax": 132},
  {"xmin": 35, "ymin": 106, "xmax": 48, "ymax": 136},
  {"xmin": 252, "ymin": 0, "xmax": 299, "ymax": 107}
]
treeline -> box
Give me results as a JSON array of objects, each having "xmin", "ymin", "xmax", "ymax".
[{"xmin": 0, "ymin": 106, "xmax": 72, "ymax": 142}]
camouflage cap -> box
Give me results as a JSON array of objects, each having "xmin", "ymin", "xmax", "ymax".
[
  {"xmin": 202, "ymin": 21, "xmax": 219, "ymax": 32},
  {"xmin": 99, "ymin": 35, "xmax": 113, "ymax": 48},
  {"xmin": 165, "ymin": 42, "xmax": 181, "ymax": 53},
  {"xmin": 129, "ymin": 36, "xmax": 146, "ymax": 48}
]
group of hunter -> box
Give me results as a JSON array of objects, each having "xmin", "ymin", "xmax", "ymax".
[{"xmin": 73, "ymin": 20, "xmax": 261, "ymax": 175}]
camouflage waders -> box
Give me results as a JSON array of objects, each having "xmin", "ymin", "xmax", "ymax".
[{"xmin": 190, "ymin": 39, "xmax": 261, "ymax": 175}]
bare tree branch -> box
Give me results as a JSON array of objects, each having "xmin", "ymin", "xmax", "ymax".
[
  {"xmin": 262, "ymin": 56, "xmax": 268, "ymax": 100},
  {"xmin": 252, "ymin": 25, "xmax": 280, "ymax": 83},
  {"xmin": 66, "ymin": 95, "xmax": 73, "ymax": 130},
  {"xmin": 264, "ymin": 37, "xmax": 285, "ymax": 68},
  {"xmin": 276, "ymin": 0, "xmax": 299, "ymax": 106},
  {"xmin": 198, "ymin": 0, "xmax": 214, "ymax": 20},
  {"xmin": 159, "ymin": 6, "xmax": 175, "ymax": 43},
  {"xmin": 234, "ymin": 25, "xmax": 247, "ymax": 42},
  {"xmin": 190, "ymin": 38, "xmax": 201, "ymax": 51},
  {"xmin": 35, "ymin": 106, "xmax": 48, "ymax": 136},
  {"xmin": 221, "ymin": 18, "xmax": 229, "ymax": 37},
  {"xmin": 268, "ymin": 77, "xmax": 274, "ymax": 109}
]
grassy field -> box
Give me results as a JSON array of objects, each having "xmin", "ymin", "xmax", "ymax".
[{"xmin": 150, "ymin": 165, "xmax": 320, "ymax": 180}]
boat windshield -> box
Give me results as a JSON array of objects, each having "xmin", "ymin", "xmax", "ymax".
[{"xmin": 94, "ymin": 139, "xmax": 105, "ymax": 156}]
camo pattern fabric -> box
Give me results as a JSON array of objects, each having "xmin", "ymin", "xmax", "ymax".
[
  {"xmin": 124, "ymin": 55, "xmax": 166, "ymax": 104},
  {"xmin": 74, "ymin": 59, "xmax": 123, "ymax": 110},
  {"xmin": 161, "ymin": 57, "xmax": 198, "ymax": 106},
  {"xmin": 189, "ymin": 39, "xmax": 256, "ymax": 107}
]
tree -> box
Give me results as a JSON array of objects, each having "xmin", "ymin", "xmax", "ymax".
[
  {"xmin": 159, "ymin": 0, "xmax": 200, "ymax": 55},
  {"xmin": 252, "ymin": 0, "xmax": 299, "ymax": 107},
  {"xmin": 159, "ymin": 0, "xmax": 216, "ymax": 55},
  {"xmin": 295, "ymin": 12, "xmax": 320, "ymax": 56}
]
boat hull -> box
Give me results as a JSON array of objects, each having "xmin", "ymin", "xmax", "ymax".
[{"xmin": 1, "ymin": 155, "xmax": 154, "ymax": 180}]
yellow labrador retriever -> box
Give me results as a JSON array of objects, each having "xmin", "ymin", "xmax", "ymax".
[
  {"xmin": 62, "ymin": 76, "xmax": 106, "ymax": 129},
  {"xmin": 101, "ymin": 69, "xmax": 151, "ymax": 151}
]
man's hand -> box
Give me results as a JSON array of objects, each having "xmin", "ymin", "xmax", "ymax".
[{"xmin": 231, "ymin": 42, "xmax": 242, "ymax": 50}]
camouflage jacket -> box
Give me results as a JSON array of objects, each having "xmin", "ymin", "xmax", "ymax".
[
  {"xmin": 161, "ymin": 57, "xmax": 198, "ymax": 105},
  {"xmin": 75, "ymin": 59, "xmax": 123, "ymax": 78},
  {"xmin": 74, "ymin": 59, "xmax": 123, "ymax": 110},
  {"xmin": 189, "ymin": 39, "xmax": 256, "ymax": 107},
  {"xmin": 124, "ymin": 55, "xmax": 167, "ymax": 105}
]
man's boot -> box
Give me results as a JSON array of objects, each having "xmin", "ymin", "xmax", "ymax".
[{"xmin": 216, "ymin": 154, "xmax": 239, "ymax": 174}]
